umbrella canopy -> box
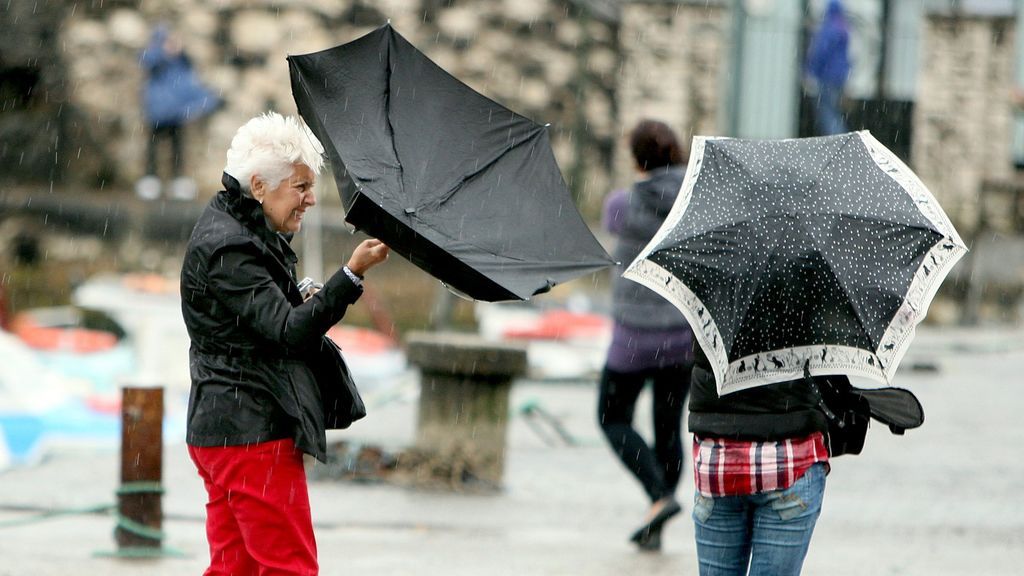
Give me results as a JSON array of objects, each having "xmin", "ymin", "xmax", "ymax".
[
  {"xmin": 624, "ymin": 131, "xmax": 967, "ymax": 396},
  {"xmin": 288, "ymin": 24, "xmax": 613, "ymax": 302}
]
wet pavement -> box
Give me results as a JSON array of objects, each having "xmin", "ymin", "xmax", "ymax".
[{"xmin": 1, "ymin": 325, "xmax": 1022, "ymax": 575}]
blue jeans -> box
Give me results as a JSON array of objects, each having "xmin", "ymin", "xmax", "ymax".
[
  {"xmin": 692, "ymin": 463, "xmax": 826, "ymax": 576},
  {"xmin": 813, "ymin": 82, "xmax": 847, "ymax": 136}
]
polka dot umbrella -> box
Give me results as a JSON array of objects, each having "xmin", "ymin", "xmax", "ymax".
[{"xmin": 624, "ymin": 132, "xmax": 968, "ymax": 396}]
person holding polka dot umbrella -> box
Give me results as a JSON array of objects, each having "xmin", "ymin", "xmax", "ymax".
[{"xmin": 624, "ymin": 130, "xmax": 965, "ymax": 576}]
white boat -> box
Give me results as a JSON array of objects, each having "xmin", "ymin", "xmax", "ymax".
[
  {"xmin": 475, "ymin": 299, "xmax": 611, "ymax": 382},
  {"xmin": 0, "ymin": 330, "xmax": 123, "ymax": 468}
]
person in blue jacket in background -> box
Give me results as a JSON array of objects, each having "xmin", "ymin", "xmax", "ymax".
[
  {"xmin": 805, "ymin": 0, "xmax": 851, "ymax": 136},
  {"xmin": 137, "ymin": 23, "xmax": 220, "ymax": 201}
]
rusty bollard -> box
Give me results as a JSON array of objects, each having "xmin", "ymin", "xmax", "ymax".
[
  {"xmin": 405, "ymin": 331, "xmax": 527, "ymax": 489},
  {"xmin": 114, "ymin": 386, "xmax": 166, "ymax": 557}
]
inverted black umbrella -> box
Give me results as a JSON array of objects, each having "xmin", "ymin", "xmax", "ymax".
[
  {"xmin": 288, "ymin": 24, "xmax": 614, "ymax": 302},
  {"xmin": 624, "ymin": 132, "xmax": 967, "ymax": 396}
]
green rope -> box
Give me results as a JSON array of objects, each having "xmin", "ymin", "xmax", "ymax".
[
  {"xmin": 116, "ymin": 481, "xmax": 165, "ymax": 496},
  {"xmin": 115, "ymin": 513, "xmax": 165, "ymax": 542},
  {"xmin": 93, "ymin": 546, "xmax": 187, "ymax": 559},
  {"xmin": 517, "ymin": 398, "xmax": 583, "ymax": 446},
  {"xmin": 0, "ymin": 482, "xmax": 188, "ymax": 558},
  {"xmin": 113, "ymin": 481, "xmax": 167, "ymax": 543},
  {"xmin": 0, "ymin": 503, "xmax": 114, "ymax": 528},
  {"xmin": 98, "ymin": 482, "xmax": 189, "ymax": 558}
]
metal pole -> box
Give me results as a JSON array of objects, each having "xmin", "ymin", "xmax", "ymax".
[
  {"xmin": 878, "ymin": 0, "xmax": 891, "ymax": 101},
  {"xmin": 1013, "ymin": 0, "xmax": 1024, "ymax": 168},
  {"xmin": 728, "ymin": 0, "xmax": 747, "ymax": 137}
]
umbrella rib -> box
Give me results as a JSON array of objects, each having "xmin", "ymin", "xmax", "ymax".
[
  {"xmin": 808, "ymin": 135, "xmax": 940, "ymax": 231},
  {"xmin": 812, "ymin": 134, "xmax": 858, "ymax": 194},
  {"xmin": 714, "ymin": 145, "xmax": 758, "ymax": 205},
  {"xmin": 430, "ymin": 127, "xmax": 545, "ymax": 208},
  {"xmin": 831, "ymin": 213, "xmax": 941, "ymax": 235},
  {"xmin": 383, "ymin": 45, "xmax": 407, "ymax": 202},
  {"xmin": 807, "ymin": 136, "xmax": 934, "ymax": 349},
  {"xmin": 729, "ymin": 216, "xmax": 873, "ymax": 355},
  {"xmin": 797, "ymin": 215, "xmax": 876, "ymax": 350},
  {"xmin": 405, "ymin": 215, "xmax": 609, "ymax": 269},
  {"xmin": 729, "ymin": 220, "xmax": 778, "ymax": 340},
  {"xmin": 403, "ymin": 217, "xmax": 529, "ymax": 263}
]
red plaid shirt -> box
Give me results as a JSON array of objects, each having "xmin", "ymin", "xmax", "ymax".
[{"xmin": 693, "ymin": 432, "xmax": 829, "ymax": 497}]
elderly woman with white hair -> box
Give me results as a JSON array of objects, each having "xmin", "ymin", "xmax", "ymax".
[{"xmin": 180, "ymin": 111, "xmax": 388, "ymax": 575}]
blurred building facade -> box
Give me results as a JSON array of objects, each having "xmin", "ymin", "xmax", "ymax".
[
  {"xmin": 0, "ymin": 0, "xmax": 728, "ymax": 216},
  {"xmin": 1, "ymin": 0, "xmax": 1022, "ymax": 237}
]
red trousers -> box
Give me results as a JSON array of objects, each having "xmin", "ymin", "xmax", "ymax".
[{"xmin": 188, "ymin": 439, "xmax": 318, "ymax": 576}]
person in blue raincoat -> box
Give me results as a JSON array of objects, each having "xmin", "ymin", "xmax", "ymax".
[
  {"xmin": 805, "ymin": 0, "xmax": 851, "ymax": 136},
  {"xmin": 137, "ymin": 24, "xmax": 220, "ymax": 200}
]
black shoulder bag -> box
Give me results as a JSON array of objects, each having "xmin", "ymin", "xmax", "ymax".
[
  {"xmin": 313, "ymin": 335, "xmax": 367, "ymax": 430},
  {"xmin": 804, "ymin": 363, "xmax": 925, "ymax": 457},
  {"xmin": 811, "ymin": 374, "xmax": 871, "ymax": 457}
]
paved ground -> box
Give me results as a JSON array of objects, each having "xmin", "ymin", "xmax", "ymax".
[{"xmin": 0, "ymin": 325, "xmax": 1022, "ymax": 575}]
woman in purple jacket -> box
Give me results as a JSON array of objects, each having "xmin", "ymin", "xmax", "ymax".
[{"xmin": 597, "ymin": 120, "xmax": 694, "ymax": 551}]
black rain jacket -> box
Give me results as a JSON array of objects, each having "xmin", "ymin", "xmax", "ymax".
[
  {"xmin": 180, "ymin": 173, "xmax": 363, "ymax": 461},
  {"xmin": 688, "ymin": 345, "xmax": 828, "ymax": 441}
]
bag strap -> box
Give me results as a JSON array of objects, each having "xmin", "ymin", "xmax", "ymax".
[
  {"xmin": 802, "ymin": 360, "xmax": 923, "ymax": 435},
  {"xmin": 804, "ymin": 361, "xmax": 839, "ymax": 425}
]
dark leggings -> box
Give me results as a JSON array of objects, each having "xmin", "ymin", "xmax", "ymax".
[
  {"xmin": 146, "ymin": 123, "xmax": 183, "ymax": 177},
  {"xmin": 597, "ymin": 363, "xmax": 692, "ymax": 503}
]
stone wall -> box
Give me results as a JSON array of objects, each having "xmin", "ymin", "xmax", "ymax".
[
  {"xmin": 0, "ymin": 0, "xmax": 67, "ymax": 183},
  {"xmin": 14, "ymin": 3, "xmax": 1020, "ymax": 236},
  {"xmin": 616, "ymin": 1, "xmax": 727, "ymax": 190},
  {"xmin": 912, "ymin": 14, "xmax": 1016, "ymax": 237},
  {"xmin": 54, "ymin": 0, "xmax": 629, "ymax": 215},
  {"xmin": 46, "ymin": 0, "xmax": 731, "ymax": 215}
]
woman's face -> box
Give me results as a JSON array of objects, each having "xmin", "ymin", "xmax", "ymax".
[{"xmin": 253, "ymin": 163, "xmax": 316, "ymax": 233}]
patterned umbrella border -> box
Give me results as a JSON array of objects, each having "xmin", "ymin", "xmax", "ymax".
[{"xmin": 624, "ymin": 131, "xmax": 969, "ymax": 396}]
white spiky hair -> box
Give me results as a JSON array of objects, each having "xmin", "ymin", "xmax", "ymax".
[{"xmin": 224, "ymin": 112, "xmax": 325, "ymax": 192}]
